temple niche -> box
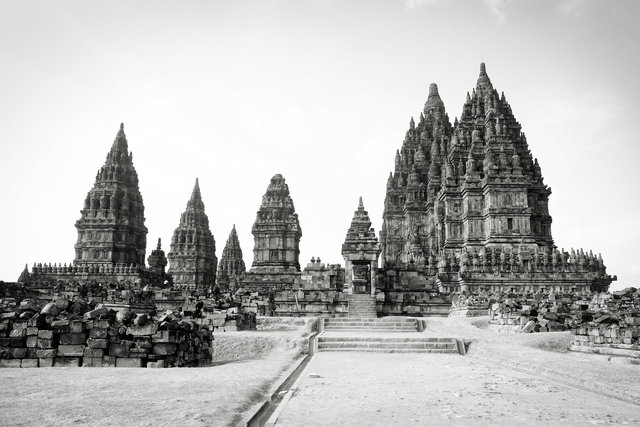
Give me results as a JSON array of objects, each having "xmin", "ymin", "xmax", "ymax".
[
  {"xmin": 242, "ymin": 174, "xmax": 302, "ymax": 289},
  {"xmin": 216, "ymin": 225, "xmax": 246, "ymax": 291},
  {"xmin": 379, "ymin": 63, "xmax": 615, "ymax": 295},
  {"xmin": 167, "ymin": 179, "xmax": 218, "ymax": 293}
]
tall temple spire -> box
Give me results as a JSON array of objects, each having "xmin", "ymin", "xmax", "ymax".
[
  {"xmin": 168, "ymin": 179, "xmax": 217, "ymax": 292},
  {"xmin": 74, "ymin": 123, "xmax": 147, "ymax": 266},
  {"xmin": 217, "ymin": 224, "xmax": 246, "ymax": 290}
]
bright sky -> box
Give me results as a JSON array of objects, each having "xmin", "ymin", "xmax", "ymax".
[{"xmin": 1, "ymin": 0, "xmax": 638, "ymax": 290}]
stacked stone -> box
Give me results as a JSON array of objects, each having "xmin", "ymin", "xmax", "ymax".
[
  {"xmin": 0, "ymin": 299, "xmax": 213, "ymax": 368},
  {"xmin": 570, "ymin": 288, "xmax": 640, "ymax": 356},
  {"xmin": 487, "ymin": 292, "xmax": 590, "ymax": 333}
]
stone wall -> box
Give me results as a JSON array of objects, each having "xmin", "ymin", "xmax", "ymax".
[{"xmin": 0, "ymin": 300, "xmax": 212, "ymax": 368}]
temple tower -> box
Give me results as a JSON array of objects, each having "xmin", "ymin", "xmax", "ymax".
[
  {"xmin": 342, "ymin": 197, "xmax": 381, "ymax": 296},
  {"xmin": 250, "ymin": 174, "xmax": 302, "ymax": 273},
  {"xmin": 73, "ymin": 123, "xmax": 148, "ymax": 266},
  {"xmin": 167, "ymin": 179, "xmax": 217, "ymax": 292},
  {"xmin": 147, "ymin": 238, "xmax": 168, "ymax": 285},
  {"xmin": 217, "ymin": 225, "xmax": 246, "ymax": 290}
]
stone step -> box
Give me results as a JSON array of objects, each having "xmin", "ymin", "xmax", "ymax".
[
  {"xmin": 326, "ymin": 318, "xmax": 415, "ymax": 323},
  {"xmin": 317, "ymin": 347, "xmax": 459, "ymax": 354},
  {"xmin": 318, "ymin": 342, "xmax": 456, "ymax": 350},
  {"xmin": 318, "ymin": 337, "xmax": 454, "ymax": 343}
]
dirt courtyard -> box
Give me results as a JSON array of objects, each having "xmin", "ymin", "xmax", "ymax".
[{"xmin": 0, "ymin": 317, "xmax": 639, "ymax": 426}]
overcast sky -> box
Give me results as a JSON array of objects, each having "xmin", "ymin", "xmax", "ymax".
[{"xmin": 1, "ymin": 0, "xmax": 638, "ymax": 290}]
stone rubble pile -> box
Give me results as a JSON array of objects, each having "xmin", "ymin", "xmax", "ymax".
[
  {"xmin": 0, "ymin": 297, "xmax": 213, "ymax": 368},
  {"xmin": 488, "ymin": 291, "xmax": 587, "ymax": 334},
  {"xmin": 570, "ymin": 287, "xmax": 640, "ymax": 352}
]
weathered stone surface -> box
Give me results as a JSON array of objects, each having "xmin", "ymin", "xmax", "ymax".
[
  {"xmin": 126, "ymin": 323, "xmax": 158, "ymax": 336},
  {"xmin": 57, "ymin": 345, "xmax": 84, "ymax": 357},
  {"xmin": 59, "ymin": 333, "xmax": 87, "ymax": 346},
  {"xmin": 26, "ymin": 327, "xmax": 39, "ymax": 336},
  {"xmin": 21, "ymin": 359, "xmax": 38, "ymax": 368},
  {"xmin": 153, "ymin": 343, "xmax": 177, "ymax": 355},
  {"xmin": 115, "ymin": 357, "xmax": 143, "ymax": 368},
  {"xmin": 37, "ymin": 330, "xmax": 54, "ymax": 339},
  {"xmin": 38, "ymin": 357, "xmax": 54, "ymax": 367},
  {"xmin": 89, "ymin": 328, "xmax": 108, "ymax": 339},
  {"xmin": 87, "ymin": 338, "xmax": 108, "ymax": 349},
  {"xmin": 69, "ymin": 320, "xmax": 85, "ymax": 333},
  {"xmin": 101, "ymin": 355, "xmax": 116, "ymax": 367},
  {"xmin": 82, "ymin": 357, "xmax": 103, "ymax": 368},
  {"xmin": 12, "ymin": 348, "xmax": 27, "ymax": 359},
  {"xmin": 0, "ymin": 337, "xmax": 25, "ymax": 347},
  {"xmin": 0, "ymin": 359, "xmax": 22, "ymax": 368},
  {"xmin": 84, "ymin": 307, "xmax": 108, "ymax": 320},
  {"xmin": 36, "ymin": 338, "xmax": 56, "ymax": 349},
  {"xmin": 26, "ymin": 336, "xmax": 38, "ymax": 348},
  {"xmin": 108, "ymin": 343, "xmax": 130, "ymax": 358},
  {"xmin": 83, "ymin": 348, "xmax": 104, "ymax": 359},
  {"xmin": 36, "ymin": 349, "xmax": 57, "ymax": 358},
  {"xmin": 54, "ymin": 357, "xmax": 81, "ymax": 367}
]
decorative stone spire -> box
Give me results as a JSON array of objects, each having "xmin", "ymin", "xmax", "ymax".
[
  {"xmin": 250, "ymin": 174, "xmax": 302, "ymax": 272},
  {"xmin": 17, "ymin": 264, "xmax": 30, "ymax": 283},
  {"xmin": 217, "ymin": 224, "xmax": 246, "ymax": 289},
  {"xmin": 476, "ymin": 62, "xmax": 493, "ymax": 93},
  {"xmin": 168, "ymin": 179, "xmax": 217, "ymax": 292},
  {"xmin": 73, "ymin": 123, "xmax": 148, "ymax": 266},
  {"xmin": 424, "ymin": 83, "xmax": 445, "ymax": 113}
]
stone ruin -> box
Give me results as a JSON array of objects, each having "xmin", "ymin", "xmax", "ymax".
[{"xmin": 5, "ymin": 63, "xmax": 620, "ymax": 334}]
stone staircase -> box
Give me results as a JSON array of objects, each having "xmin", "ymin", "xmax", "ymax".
[
  {"xmin": 324, "ymin": 317, "xmax": 419, "ymax": 332},
  {"xmin": 348, "ymin": 294, "xmax": 377, "ymax": 318},
  {"xmin": 317, "ymin": 336, "xmax": 460, "ymax": 354}
]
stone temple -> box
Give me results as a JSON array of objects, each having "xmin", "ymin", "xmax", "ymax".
[
  {"xmin": 13, "ymin": 64, "xmax": 615, "ymax": 318},
  {"xmin": 379, "ymin": 63, "xmax": 613, "ymax": 295},
  {"xmin": 167, "ymin": 179, "xmax": 218, "ymax": 292}
]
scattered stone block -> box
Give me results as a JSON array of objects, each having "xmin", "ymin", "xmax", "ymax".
[
  {"xmin": 153, "ymin": 343, "xmax": 176, "ymax": 355},
  {"xmin": 21, "ymin": 359, "xmax": 38, "ymax": 368},
  {"xmin": 36, "ymin": 349, "xmax": 57, "ymax": 358},
  {"xmin": 69, "ymin": 320, "xmax": 85, "ymax": 333},
  {"xmin": 146, "ymin": 360, "xmax": 165, "ymax": 368},
  {"xmin": 115, "ymin": 357, "xmax": 143, "ymax": 368},
  {"xmin": 0, "ymin": 359, "xmax": 22, "ymax": 368},
  {"xmin": 89, "ymin": 328, "xmax": 108, "ymax": 339},
  {"xmin": 108, "ymin": 343, "xmax": 130, "ymax": 358},
  {"xmin": 0, "ymin": 337, "xmax": 26, "ymax": 347},
  {"xmin": 36, "ymin": 338, "xmax": 56, "ymax": 349},
  {"xmin": 38, "ymin": 330, "xmax": 54, "ymax": 339},
  {"xmin": 57, "ymin": 345, "xmax": 85, "ymax": 357},
  {"xmin": 101, "ymin": 356, "xmax": 116, "ymax": 367},
  {"xmin": 83, "ymin": 357, "xmax": 103, "ymax": 367},
  {"xmin": 59, "ymin": 333, "xmax": 87, "ymax": 346},
  {"xmin": 38, "ymin": 358, "xmax": 54, "ymax": 367},
  {"xmin": 83, "ymin": 348, "xmax": 104, "ymax": 359},
  {"xmin": 12, "ymin": 348, "xmax": 27, "ymax": 359},
  {"xmin": 26, "ymin": 327, "xmax": 39, "ymax": 336},
  {"xmin": 87, "ymin": 338, "xmax": 108, "ymax": 349},
  {"xmin": 26, "ymin": 336, "xmax": 38, "ymax": 348},
  {"xmin": 54, "ymin": 357, "xmax": 81, "ymax": 367},
  {"xmin": 126, "ymin": 323, "xmax": 158, "ymax": 336}
]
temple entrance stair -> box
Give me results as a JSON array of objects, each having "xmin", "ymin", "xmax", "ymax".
[
  {"xmin": 347, "ymin": 294, "xmax": 377, "ymax": 318},
  {"xmin": 324, "ymin": 317, "xmax": 419, "ymax": 332},
  {"xmin": 317, "ymin": 335, "xmax": 460, "ymax": 354}
]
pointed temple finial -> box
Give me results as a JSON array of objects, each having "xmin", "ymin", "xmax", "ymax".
[
  {"xmin": 358, "ymin": 196, "xmax": 364, "ymax": 210},
  {"xmin": 120, "ymin": 122, "xmax": 124, "ymax": 132},
  {"xmin": 157, "ymin": 238, "xmax": 162, "ymax": 250},
  {"xmin": 476, "ymin": 62, "xmax": 493, "ymax": 91},
  {"xmin": 191, "ymin": 178, "xmax": 201, "ymax": 200},
  {"xmin": 424, "ymin": 83, "xmax": 445, "ymax": 112}
]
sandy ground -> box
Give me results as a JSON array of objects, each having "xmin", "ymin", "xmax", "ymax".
[
  {"xmin": 275, "ymin": 317, "xmax": 640, "ymax": 426},
  {"xmin": 0, "ymin": 330, "xmax": 307, "ymax": 427}
]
